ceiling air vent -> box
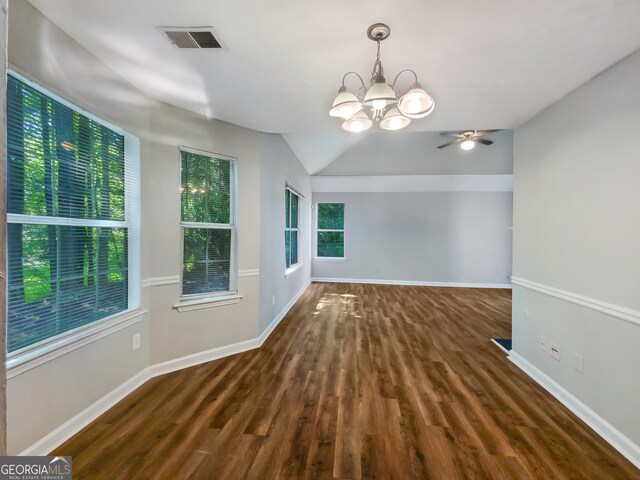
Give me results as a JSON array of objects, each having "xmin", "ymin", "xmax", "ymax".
[{"xmin": 158, "ymin": 27, "xmax": 223, "ymax": 49}]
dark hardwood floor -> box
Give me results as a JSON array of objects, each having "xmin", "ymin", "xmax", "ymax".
[{"xmin": 53, "ymin": 283, "xmax": 640, "ymax": 479}]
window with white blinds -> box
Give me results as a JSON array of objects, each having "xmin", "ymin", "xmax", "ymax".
[
  {"xmin": 285, "ymin": 188, "xmax": 299, "ymax": 268},
  {"xmin": 180, "ymin": 148, "xmax": 237, "ymax": 297},
  {"xmin": 6, "ymin": 72, "xmax": 140, "ymax": 354}
]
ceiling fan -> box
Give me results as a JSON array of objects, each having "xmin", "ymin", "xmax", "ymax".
[{"xmin": 437, "ymin": 130, "xmax": 501, "ymax": 150}]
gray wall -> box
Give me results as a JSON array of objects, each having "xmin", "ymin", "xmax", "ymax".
[
  {"xmin": 512, "ymin": 49, "xmax": 640, "ymax": 448},
  {"xmin": 144, "ymin": 100, "xmax": 262, "ymax": 365},
  {"xmin": 259, "ymin": 134, "xmax": 312, "ymax": 333},
  {"xmin": 312, "ymin": 192, "xmax": 513, "ymax": 285},
  {"xmin": 7, "ymin": 0, "xmax": 151, "ymax": 454},
  {"xmin": 313, "ymin": 131, "xmax": 514, "ymax": 287},
  {"xmin": 317, "ymin": 130, "xmax": 514, "ymax": 176},
  {"xmin": 5, "ymin": 0, "xmax": 291, "ymax": 454}
]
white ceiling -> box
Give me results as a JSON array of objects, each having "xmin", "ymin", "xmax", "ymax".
[{"xmin": 26, "ymin": 0, "xmax": 640, "ymax": 136}]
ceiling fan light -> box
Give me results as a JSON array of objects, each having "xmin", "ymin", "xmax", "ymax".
[
  {"xmin": 363, "ymin": 80, "xmax": 398, "ymax": 110},
  {"xmin": 460, "ymin": 140, "xmax": 476, "ymax": 150},
  {"xmin": 379, "ymin": 107, "xmax": 411, "ymax": 131},
  {"xmin": 341, "ymin": 111, "xmax": 373, "ymax": 133},
  {"xmin": 398, "ymin": 84, "xmax": 435, "ymax": 119},
  {"xmin": 329, "ymin": 88, "xmax": 363, "ymax": 118}
]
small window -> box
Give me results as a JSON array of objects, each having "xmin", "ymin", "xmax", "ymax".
[
  {"xmin": 285, "ymin": 188, "xmax": 299, "ymax": 269},
  {"xmin": 317, "ymin": 203, "xmax": 344, "ymax": 258},
  {"xmin": 180, "ymin": 148, "xmax": 237, "ymax": 297}
]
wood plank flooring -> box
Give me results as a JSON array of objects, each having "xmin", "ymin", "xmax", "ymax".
[{"xmin": 53, "ymin": 283, "xmax": 640, "ymax": 479}]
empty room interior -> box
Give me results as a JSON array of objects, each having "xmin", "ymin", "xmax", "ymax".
[{"xmin": 0, "ymin": 0, "xmax": 639, "ymax": 478}]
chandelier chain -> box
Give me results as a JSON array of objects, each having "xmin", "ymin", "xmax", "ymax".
[{"xmin": 370, "ymin": 39, "xmax": 385, "ymax": 84}]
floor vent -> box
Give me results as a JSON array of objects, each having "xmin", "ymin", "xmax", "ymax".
[{"xmin": 159, "ymin": 27, "xmax": 223, "ymax": 49}]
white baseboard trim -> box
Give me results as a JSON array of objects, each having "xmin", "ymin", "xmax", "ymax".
[
  {"xmin": 509, "ymin": 351, "xmax": 640, "ymax": 470},
  {"xmin": 19, "ymin": 279, "xmax": 313, "ymax": 456},
  {"xmin": 511, "ymin": 276, "xmax": 640, "ymax": 327},
  {"xmin": 258, "ymin": 280, "xmax": 312, "ymax": 345},
  {"xmin": 146, "ymin": 337, "xmax": 259, "ymax": 379},
  {"xmin": 311, "ymin": 277, "xmax": 512, "ymax": 289},
  {"xmin": 491, "ymin": 338, "xmax": 510, "ymax": 354},
  {"xmin": 19, "ymin": 368, "xmax": 151, "ymax": 456}
]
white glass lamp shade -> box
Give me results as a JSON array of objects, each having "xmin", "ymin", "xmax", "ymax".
[
  {"xmin": 460, "ymin": 140, "xmax": 476, "ymax": 150},
  {"xmin": 379, "ymin": 107, "xmax": 411, "ymax": 131},
  {"xmin": 329, "ymin": 88, "xmax": 363, "ymax": 118},
  {"xmin": 341, "ymin": 111, "xmax": 373, "ymax": 133},
  {"xmin": 363, "ymin": 81, "xmax": 398, "ymax": 110},
  {"xmin": 398, "ymin": 84, "xmax": 435, "ymax": 119}
]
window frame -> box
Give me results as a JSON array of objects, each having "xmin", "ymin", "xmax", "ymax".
[
  {"xmin": 5, "ymin": 68, "xmax": 142, "ymax": 368},
  {"xmin": 315, "ymin": 202, "xmax": 346, "ymax": 261},
  {"xmin": 178, "ymin": 146, "xmax": 238, "ymax": 302},
  {"xmin": 285, "ymin": 185, "xmax": 302, "ymax": 276}
]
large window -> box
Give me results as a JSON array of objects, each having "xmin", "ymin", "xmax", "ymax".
[
  {"xmin": 6, "ymin": 72, "xmax": 140, "ymax": 353},
  {"xmin": 180, "ymin": 148, "xmax": 237, "ymax": 297},
  {"xmin": 316, "ymin": 203, "xmax": 345, "ymax": 258},
  {"xmin": 285, "ymin": 188, "xmax": 299, "ymax": 269}
]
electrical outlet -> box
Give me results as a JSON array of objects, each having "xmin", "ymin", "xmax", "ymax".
[
  {"xmin": 550, "ymin": 344, "xmax": 561, "ymax": 361},
  {"xmin": 132, "ymin": 333, "xmax": 141, "ymax": 351},
  {"xmin": 575, "ymin": 354, "xmax": 584, "ymax": 374},
  {"xmin": 272, "ymin": 295, "xmax": 276, "ymax": 306},
  {"xmin": 539, "ymin": 336, "xmax": 547, "ymax": 352}
]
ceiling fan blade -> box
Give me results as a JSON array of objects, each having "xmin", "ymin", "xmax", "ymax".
[
  {"xmin": 440, "ymin": 131, "xmax": 464, "ymax": 136},
  {"xmin": 437, "ymin": 140, "xmax": 459, "ymax": 149},
  {"xmin": 475, "ymin": 129, "xmax": 502, "ymax": 136},
  {"xmin": 476, "ymin": 138, "xmax": 494, "ymax": 146}
]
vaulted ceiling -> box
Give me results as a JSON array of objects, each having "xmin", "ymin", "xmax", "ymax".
[{"xmin": 25, "ymin": 0, "xmax": 640, "ymax": 173}]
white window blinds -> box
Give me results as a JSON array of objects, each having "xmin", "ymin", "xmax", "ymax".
[
  {"xmin": 180, "ymin": 148, "xmax": 237, "ymax": 297},
  {"xmin": 6, "ymin": 72, "xmax": 140, "ymax": 353}
]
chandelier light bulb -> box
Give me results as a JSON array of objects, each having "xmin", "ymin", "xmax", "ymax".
[
  {"xmin": 342, "ymin": 111, "xmax": 373, "ymax": 133},
  {"xmin": 398, "ymin": 84, "xmax": 435, "ymax": 119},
  {"xmin": 338, "ymin": 104, "xmax": 358, "ymax": 118},
  {"xmin": 408, "ymin": 98, "xmax": 422, "ymax": 112},
  {"xmin": 329, "ymin": 87, "xmax": 363, "ymax": 119},
  {"xmin": 363, "ymin": 80, "xmax": 398, "ymax": 110},
  {"xmin": 460, "ymin": 140, "xmax": 476, "ymax": 150},
  {"xmin": 372, "ymin": 99, "xmax": 387, "ymax": 111},
  {"xmin": 379, "ymin": 107, "xmax": 411, "ymax": 131}
]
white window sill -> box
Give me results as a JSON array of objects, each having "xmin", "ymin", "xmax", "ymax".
[
  {"xmin": 285, "ymin": 263, "xmax": 303, "ymax": 277},
  {"xmin": 6, "ymin": 308, "xmax": 148, "ymax": 380},
  {"xmin": 174, "ymin": 293, "xmax": 243, "ymax": 312},
  {"xmin": 314, "ymin": 257, "xmax": 347, "ymax": 262}
]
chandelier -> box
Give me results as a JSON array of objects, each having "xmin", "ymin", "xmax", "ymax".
[{"xmin": 329, "ymin": 23, "xmax": 435, "ymax": 133}]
